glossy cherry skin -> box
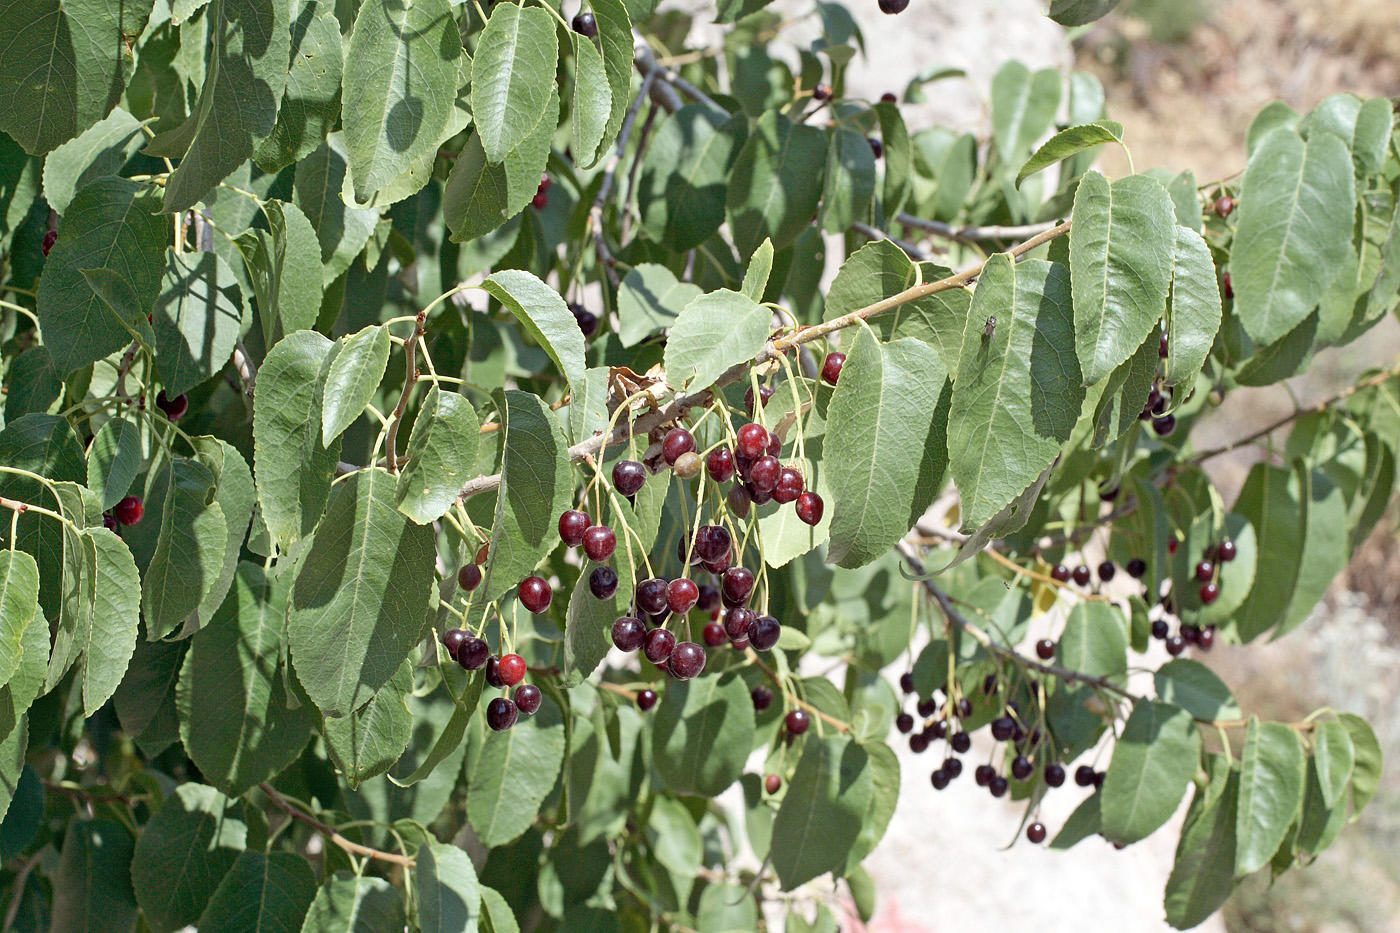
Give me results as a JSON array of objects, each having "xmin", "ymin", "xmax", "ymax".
[
  {"xmin": 1072, "ymin": 565, "xmax": 1092, "ymax": 587},
  {"xmin": 114, "ymin": 495, "xmax": 144, "ymax": 526},
  {"xmin": 669, "ymin": 642, "xmax": 706, "ymax": 680},
  {"xmin": 514, "ymin": 684, "xmax": 542, "ymax": 715},
  {"xmin": 661, "ymin": 428, "xmax": 696, "ymax": 465},
  {"xmin": 1200, "ymin": 582, "xmax": 1221, "ymax": 605},
  {"xmin": 765, "ymin": 774, "xmax": 782, "ymax": 794},
  {"xmin": 724, "ymin": 607, "xmax": 755, "ymax": 640},
  {"xmin": 1217, "ymin": 539, "xmax": 1237, "ymax": 561},
  {"xmin": 989, "ymin": 775, "xmax": 1009, "ymax": 797},
  {"xmin": 643, "ymin": 628, "xmax": 676, "ymax": 664},
  {"xmin": 896, "ymin": 713, "xmax": 915, "ymax": 734},
  {"xmin": 485, "ymin": 657, "xmax": 506, "ymax": 688},
  {"xmin": 442, "ymin": 628, "xmax": 468, "ymax": 658},
  {"xmin": 1098, "ymin": 561, "xmax": 1116, "ymax": 582},
  {"xmin": 636, "ymin": 688, "xmax": 658, "ymax": 711},
  {"xmin": 1045, "ymin": 763, "xmax": 1066, "ymax": 787},
  {"xmin": 519, "ymin": 576, "xmax": 552, "ymax": 613},
  {"xmin": 737, "ymin": 423, "xmax": 769, "ymax": 460},
  {"xmin": 706, "ymin": 447, "xmax": 736, "ymax": 482},
  {"xmin": 750, "ymin": 456, "xmax": 780, "ymax": 492},
  {"xmin": 785, "ymin": 709, "xmax": 811, "ymax": 735},
  {"xmin": 457, "ymin": 636, "xmax": 489, "ymax": 670},
  {"xmin": 821, "ymin": 352, "xmax": 845, "ymax": 385},
  {"xmin": 666, "ymin": 578, "xmax": 699, "ymax": 614},
  {"xmin": 612, "ymin": 460, "xmax": 646, "ymax": 495},
  {"xmin": 636, "ymin": 578, "xmax": 668, "ymax": 615},
  {"xmin": 457, "ymin": 563, "xmax": 482, "ymax": 592},
  {"xmin": 486, "ymin": 697, "xmax": 518, "ymax": 732},
  {"xmin": 583, "ymin": 526, "xmax": 616, "ymax": 562},
  {"xmin": 612, "ymin": 617, "xmax": 646, "ymax": 652},
  {"xmin": 727, "ymin": 485, "xmax": 752, "ymax": 519},
  {"xmin": 571, "ymin": 11, "xmax": 598, "ymax": 37},
  {"xmin": 694, "ymin": 525, "xmax": 731, "ymax": 562},
  {"xmin": 1035, "ymin": 639, "xmax": 1055, "ymax": 660},
  {"xmin": 722, "ymin": 567, "xmax": 755, "ymax": 606},
  {"xmin": 1050, "ymin": 564, "xmax": 1071, "ymax": 583},
  {"xmin": 950, "ymin": 732, "xmax": 971, "ymax": 754},
  {"xmin": 745, "ymin": 385, "xmax": 774, "ymax": 414},
  {"xmin": 749, "ymin": 615, "xmax": 781, "ymax": 651},
  {"xmin": 795, "ymin": 492, "xmax": 824, "ymax": 526},
  {"xmin": 1027, "ymin": 822, "xmax": 1047, "ymax": 844},
  {"xmin": 772, "ymin": 468, "xmax": 805, "ymax": 504},
  {"xmin": 702, "ymin": 622, "xmax": 726, "ymax": 647},
  {"xmin": 497, "ymin": 654, "xmax": 526, "ymax": 687},
  {"xmin": 558, "ymin": 509, "xmax": 590, "ymax": 547},
  {"xmin": 155, "ymin": 390, "xmax": 188, "ymax": 420},
  {"xmin": 589, "ymin": 566, "xmax": 619, "ymax": 599}
]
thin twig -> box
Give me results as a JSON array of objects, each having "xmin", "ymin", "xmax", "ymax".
[
  {"xmin": 2, "ymin": 851, "xmax": 41, "ymax": 932},
  {"xmin": 633, "ymin": 42, "xmax": 721, "ymax": 113},
  {"xmin": 385, "ymin": 311, "xmax": 427, "ymax": 472},
  {"xmin": 746, "ymin": 650, "xmax": 852, "ymax": 734},
  {"xmin": 620, "ymin": 103, "xmax": 660, "ymax": 242},
  {"xmin": 1189, "ymin": 363, "xmax": 1400, "ymax": 465},
  {"xmin": 590, "ymin": 71, "xmax": 658, "ymax": 289},
  {"xmin": 851, "ymin": 221, "xmax": 928, "ymax": 260},
  {"xmin": 897, "ymin": 213, "xmax": 1060, "ymax": 243},
  {"xmin": 40, "ymin": 780, "xmax": 141, "ymax": 804},
  {"xmin": 113, "ymin": 339, "xmax": 141, "ymax": 402},
  {"xmin": 259, "ymin": 783, "xmax": 415, "ymax": 868}
]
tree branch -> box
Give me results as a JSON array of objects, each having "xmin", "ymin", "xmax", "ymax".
[
  {"xmin": 259, "ymin": 783, "xmax": 415, "ymax": 868},
  {"xmin": 851, "ymin": 220, "xmax": 928, "ymax": 260},
  {"xmin": 896, "ymin": 213, "xmax": 1061, "ymax": 244},
  {"xmin": 590, "ymin": 71, "xmax": 658, "ymax": 290}
]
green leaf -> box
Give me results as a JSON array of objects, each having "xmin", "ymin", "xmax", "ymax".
[
  {"xmin": 617, "ymin": 264, "xmax": 704, "ymax": 348},
  {"xmin": 253, "ymin": 0, "xmax": 343, "ymax": 172},
  {"xmin": 639, "ymin": 104, "xmax": 746, "ymax": 252},
  {"xmin": 195, "ymin": 851, "xmax": 316, "ymax": 933},
  {"xmin": 416, "ymin": 840, "xmax": 481, "ymax": 933},
  {"xmin": 948, "ymin": 256, "xmax": 1083, "ymax": 529},
  {"xmin": 990, "ymin": 61, "xmax": 1061, "ymax": 163},
  {"xmin": 1164, "ymin": 225, "xmax": 1222, "ymax": 387},
  {"xmin": 322, "ymin": 324, "xmax": 390, "ymax": 445},
  {"xmin": 480, "ymin": 390, "xmax": 573, "ymax": 603},
  {"xmin": 178, "ymin": 562, "xmax": 314, "ymax": 797},
  {"xmin": 142, "ymin": 457, "xmax": 227, "ymax": 640},
  {"xmin": 1164, "ymin": 757, "xmax": 1239, "ymax": 930},
  {"xmin": 0, "ymin": 603, "xmax": 47, "ymax": 748},
  {"xmin": 742, "ymin": 239, "xmax": 774, "ymax": 301},
  {"xmin": 395, "ymin": 387, "xmax": 480, "ymax": 524},
  {"xmin": 696, "ymin": 882, "xmax": 758, "ymax": 933},
  {"xmin": 1232, "ymin": 463, "xmax": 1304, "ymax": 642},
  {"xmin": 0, "ymin": 551, "xmax": 39, "ymax": 691},
  {"xmin": 295, "ymin": 135, "xmax": 380, "ymax": 286},
  {"xmin": 1069, "ymin": 171, "xmax": 1176, "ymax": 385},
  {"xmin": 647, "ymin": 795, "xmax": 701, "ymax": 896},
  {"xmin": 1101, "ymin": 699, "xmax": 1199, "ymax": 845},
  {"xmin": 1153, "ymin": 659, "xmax": 1241, "ymax": 722},
  {"xmin": 1235, "ymin": 718, "xmax": 1305, "ymax": 876},
  {"xmin": 1057, "ymin": 601, "xmax": 1128, "ymax": 683},
  {"xmin": 342, "ymin": 0, "xmax": 461, "ymax": 201},
  {"xmin": 589, "ymin": 0, "xmax": 632, "ymax": 165},
  {"xmin": 570, "ymin": 33, "xmax": 611, "ymax": 169},
  {"xmin": 443, "ymin": 90, "xmax": 559, "ymax": 243},
  {"xmin": 0, "ymin": 720, "xmax": 25, "ymax": 824},
  {"xmin": 820, "ymin": 127, "xmax": 875, "ymax": 233},
  {"xmin": 1231, "ymin": 127, "xmax": 1355, "ymax": 345},
  {"xmin": 84, "ymin": 418, "xmax": 141, "ymax": 512},
  {"xmin": 1274, "ymin": 466, "xmax": 1348, "ymax": 639},
  {"xmin": 111, "ymin": 637, "xmax": 185, "ymax": 758},
  {"xmin": 323, "ymin": 658, "xmax": 413, "ymax": 786},
  {"xmin": 1091, "ymin": 326, "xmax": 1159, "ymax": 447},
  {"xmin": 845, "ymin": 740, "xmax": 899, "ymax": 873},
  {"xmin": 1051, "ymin": 791, "xmax": 1102, "ymax": 849},
  {"xmin": 1337, "ymin": 712, "xmax": 1380, "ymax": 816},
  {"xmin": 664, "ymin": 289, "xmax": 772, "ymax": 394},
  {"xmin": 1016, "ymin": 120, "xmax": 1123, "ymax": 187},
  {"xmin": 1295, "ymin": 754, "xmax": 1345, "ymax": 857},
  {"xmin": 471, "ymin": 2, "xmax": 558, "ymax": 165},
  {"xmin": 771, "ymin": 735, "xmax": 873, "ymax": 890},
  {"xmin": 482, "ymin": 269, "xmax": 587, "ymax": 397},
  {"xmin": 186, "ymin": 438, "xmax": 256, "ymax": 636},
  {"xmin": 468, "ymin": 694, "xmax": 567, "ymax": 847},
  {"xmin": 41, "ymin": 107, "xmax": 148, "ymax": 213},
  {"xmin": 726, "ymin": 110, "xmax": 827, "ymax": 255},
  {"xmin": 51, "ymin": 527, "xmax": 141, "ymax": 716},
  {"xmin": 239, "ymin": 199, "xmax": 324, "ymax": 345},
  {"xmin": 874, "ymin": 100, "xmax": 912, "ymax": 217},
  {"xmin": 252, "ymin": 330, "xmax": 343, "ymax": 546},
  {"xmin": 480, "ymin": 886, "xmax": 519, "ymax": 933},
  {"xmin": 387, "ymin": 680, "xmax": 481, "ymax": 788},
  {"xmin": 35, "ymin": 177, "xmax": 167, "ymax": 375},
  {"xmin": 0, "ymin": 764, "xmax": 41, "ymax": 857},
  {"xmin": 132, "ymin": 783, "xmax": 247, "ymax": 933},
  {"xmin": 564, "ymin": 554, "xmax": 634, "ymax": 687},
  {"xmin": 145, "ymin": 0, "xmax": 290, "ymax": 213},
  {"xmin": 1311, "ymin": 719, "xmax": 1354, "ymax": 810},
  {"xmin": 152, "ymin": 250, "xmax": 247, "ymax": 396},
  {"xmin": 1048, "ymin": 0, "xmax": 1124, "ymax": 27},
  {"xmin": 654, "ymin": 673, "xmax": 755, "ymax": 797},
  {"xmin": 1166, "ymin": 169, "xmax": 1201, "ymax": 232},
  {"xmin": 0, "ymin": 416, "xmax": 85, "ymax": 617},
  {"xmin": 289, "ymin": 469, "xmax": 436, "ymax": 718},
  {"xmin": 49, "ymin": 819, "xmax": 139, "ymax": 930},
  {"xmin": 3, "ymin": 347, "xmax": 62, "ymax": 422},
  {"xmin": 301, "ymin": 873, "xmax": 405, "ymax": 933},
  {"xmin": 0, "ymin": 0, "xmax": 154, "ymax": 154},
  {"xmin": 825, "ymin": 324, "xmax": 949, "ymax": 568}
]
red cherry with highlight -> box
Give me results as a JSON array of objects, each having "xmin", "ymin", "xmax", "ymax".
[
  {"xmin": 612, "ymin": 617, "xmax": 646, "ymax": 651},
  {"xmin": 497, "ymin": 654, "xmax": 526, "ymax": 687},
  {"xmin": 644, "ymin": 627, "xmax": 676, "ymax": 664},
  {"xmin": 737, "ymin": 423, "xmax": 769, "ymax": 460},
  {"xmin": 514, "ymin": 684, "xmax": 542, "ymax": 715},
  {"xmin": 785, "ymin": 709, "xmax": 811, "ymax": 735},
  {"xmin": 795, "ymin": 492, "xmax": 823, "ymax": 526},
  {"xmin": 706, "ymin": 447, "xmax": 735, "ymax": 482},
  {"xmin": 114, "ymin": 495, "xmax": 144, "ymax": 526},
  {"xmin": 486, "ymin": 697, "xmax": 518, "ymax": 731},
  {"xmin": 559, "ymin": 509, "xmax": 590, "ymax": 547},
  {"xmin": 772, "ymin": 467, "xmax": 805, "ymax": 504},
  {"xmin": 703, "ymin": 622, "xmax": 726, "ymax": 647},
  {"xmin": 636, "ymin": 689, "xmax": 658, "ymax": 711},
  {"xmin": 661, "ymin": 428, "xmax": 695, "ymax": 465},
  {"xmin": 666, "ymin": 578, "xmax": 699, "ymax": 614},
  {"xmin": 519, "ymin": 576, "xmax": 552, "ymax": 613},
  {"xmin": 821, "ymin": 352, "xmax": 845, "ymax": 385},
  {"xmin": 583, "ymin": 525, "xmax": 616, "ymax": 562},
  {"xmin": 457, "ymin": 563, "xmax": 482, "ymax": 592}
]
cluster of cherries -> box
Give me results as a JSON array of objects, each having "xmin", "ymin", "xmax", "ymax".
[
  {"xmin": 531, "ymin": 173, "xmax": 551, "ymax": 212},
  {"xmin": 1140, "ymin": 335, "xmax": 1179, "ymax": 437},
  {"xmin": 439, "ymin": 626, "xmax": 542, "ymax": 732}
]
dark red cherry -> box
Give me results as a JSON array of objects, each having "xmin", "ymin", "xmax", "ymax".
[
  {"xmin": 612, "ymin": 617, "xmax": 646, "ymax": 651},
  {"xmin": 744, "ymin": 385, "xmax": 774, "ymax": 415},
  {"xmin": 989, "ymin": 776, "xmax": 1009, "ymax": 798},
  {"xmin": 880, "ymin": 92, "xmax": 897, "ymax": 103},
  {"xmin": 1027, "ymin": 822, "xmax": 1047, "ymax": 844},
  {"xmin": 531, "ymin": 192, "xmax": 548, "ymax": 210},
  {"xmin": 485, "ymin": 657, "xmax": 506, "ymax": 689},
  {"xmin": 1216, "ymin": 539, "xmax": 1237, "ymax": 562},
  {"xmin": 1011, "ymin": 756, "xmax": 1034, "ymax": 781},
  {"xmin": 991, "ymin": 716, "xmax": 1015, "ymax": 741},
  {"xmin": 1072, "ymin": 565, "xmax": 1092, "ymax": 587},
  {"xmin": 772, "ymin": 467, "xmax": 805, "ymax": 504},
  {"xmin": 1214, "ymin": 195, "xmax": 1234, "ymax": 218},
  {"xmin": 1153, "ymin": 414, "xmax": 1177, "ymax": 437},
  {"xmin": 785, "ymin": 709, "xmax": 811, "ymax": 735},
  {"xmin": 702, "ymin": 622, "xmax": 726, "ymax": 647},
  {"xmin": 669, "ymin": 642, "xmax": 706, "ymax": 680},
  {"xmin": 765, "ymin": 773, "xmax": 782, "ymax": 794},
  {"xmin": 722, "ymin": 567, "xmax": 755, "ymax": 606},
  {"xmin": 696, "ymin": 584, "xmax": 720, "ymax": 612},
  {"xmin": 975, "ymin": 764, "xmax": 996, "ymax": 786},
  {"xmin": 442, "ymin": 628, "xmax": 468, "ymax": 657},
  {"xmin": 724, "ymin": 607, "xmax": 754, "ymax": 640},
  {"xmin": 1126, "ymin": 558, "xmax": 1147, "ymax": 579},
  {"xmin": 1166, "ymin": 635, "xmax": 1186, "ymax": 656},
  {"xmin": 156, "ymin": 390, "xmax": 188, "ymax": 421},
  {"xmin": 1075, "ymin": 765, "xmax": 1096, "ymax": 787},
  {"xmin": 636, "ymin": 578, "xmax": 668, "ymax": 615},
  {"xmin": 571, "ymin": 304, "xmax": 598, "ymax": 338},
  {"xmin": 559, "ymin": 509, "xmax": 590, "ymax": 547},
  {"xmin": 1194, "ymin": 560, "xmax": 1215, "ymax": 583},
  {"xmin": 703, "ymin": 553, "xmax": 732, "ymax": 575},
  {"xmin": 811, "ymin": 83, "xmax": 831, "ymax": 102},
  {"xmin": 513, "ymin": 684, "xmax": 542, "ymax": 715},
  {"xmin": 661, "ymin": 428, "xmax": 695, "ymax": 465},
  {"xmin": 737, "ymin": 423, "xmax": 769, "ymax": 460},
  {"xmin": 694, "ymin": 525, "xmax": 731, "ymax": 562},
  {"xmin": 795, "ymin": 492, "xmax": 824, "ymax": 526},
  {"xmin": 643, "ymin": 628, "xmax": 676, "ymax": 664},
  {"xmin": 1036, "ymin": 638, "xmax": 1055, "ymax": 660},
  {"xmin": 612, "ymin": 460, "xmax": 647, "ymax": 496},
  {"xmin": 868, "ymin": 137, "xmax": 883, "ymax": 159},
  {"xmin": 1151, "ymin": 619, "xmax": 1170, "ymax": 640},
  {"xmin": 666, "ymin": 578, "xmax": 699, "ymax": 613},
  {"xmin": 457, "ymin": 563, "xmax": 482, "ymax": 592},
  {"xmin": 766, "ymin": 432, "xmax": 781, "ymax": 457},
  {"xmin": 486, "ymin": 697, "xmax": 518, "ymax": 731},
  {"xmin": 1045, "ymin": 763, "xmax": 1066, "ymax": 787},
  {"xmin": 497, "ymin": 654, "xmax": 526, "ymax": 687},
  {"xmin": 749, "ymin": 615, "xmax": 781, "ymax": 651},
  {"xmin": 519, "ymin": 576, "xmax": 552, "ymax": 613},
  {"xmin": 583, "ymin": 525, "xmax": 616, "ymax": 562},
  {"xmin": 1098, "ymin": 561, "xmax": 1116, "ymax": 583},
  {"xmin": 457, "ymin": 636, "xmax": 489, "ymax": 670},
  {"xmin": 589, "ymin": 566, "xmax": 619, "ymax": 599},
  {"xmin": 899, "ymin": 672, "xmax": 915, "ymax": 694},
  {"xmin": 1199, "ymin": 582, "xmax": 1220, "ymax": 605},
  {"xmin": 727, "ymin": 484, "xmax": 752, "ymax": 519},
  {"xmin": 636, "ymin": 688, "xmax": 658, "ymax": 711},
  {"xmin": 706, "ymin": 447, "xmax": 735, "ymax": 482},
  {"xmin": 571, "ymin": 10, "xmax": 598, "ymax": 37},
  {"xmin": 750, "ymin": 456, "xmax": 780, "ymax": 492},
  {"xmin": 1198, "ymin": 626, "xmax": 1216, "ymax": 650},
  {"xmin": 1050, "ymin": 564, "xmax": 1071, "ymax": 583},
  {"xmin": 751, "ymin": 686, "xmax": 773, "ymax": 711},
  {"xmin": 950, "ymin": 731, "xmax": 971, "ymax": 754},
  {"xmin": 821, "ymin": 352, "xmax": 845, "ymax": 385},
  {"xmin": 41, "ymin": 229, "xmax": 57, "ymax": 256},
  {"xmin": 114, "ymin": 495, "xmax": 144, "ymax": 526},
  {"xmin": 896, "ymin": 712, "xmax": 915, "ymax": 734}
]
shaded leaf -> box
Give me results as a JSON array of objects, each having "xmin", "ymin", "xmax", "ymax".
[
  {"xmin": 470, "ymin": 2, "xmax": 557, "ymax": 164},
  {"xmin": 654, "ymin": 673, "xmax": 755, "ymax": 797},
  {"xmin": 1235, "ymin": 718, "xmax": 1305, "ymax": 876},
  {"xmin": 771, "ymin": 735, "xmax": 872, "ymax": 890},
  {"xmin": 195, "ymin": 851, "xmax": 316, "ymax": 933},
  {"xmin": 131, "ymin": 783, "xmax": 247, "ymax": 933},
  {"xmin": 726, "ymin": 110, "xmax": 826, "ymax": 255},
  {"xmin": 396, "ymin": 386, "xmax": 480, "ymax": 524},
  {"xmin": 152, "ymin": 250, "xmax": 246, "ymax": 396},
  {"xmin": 468, "ymin": 694, "xmax": 566, "ymax": 847}
]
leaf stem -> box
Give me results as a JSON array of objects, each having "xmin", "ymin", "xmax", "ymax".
[
  {"xmin": 259, "ymin": 782, "xmax": 415, "ymax": 868},
  {"xmin": 384, "ymin": 312, "xmax": 427, "ymax": 472}
]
